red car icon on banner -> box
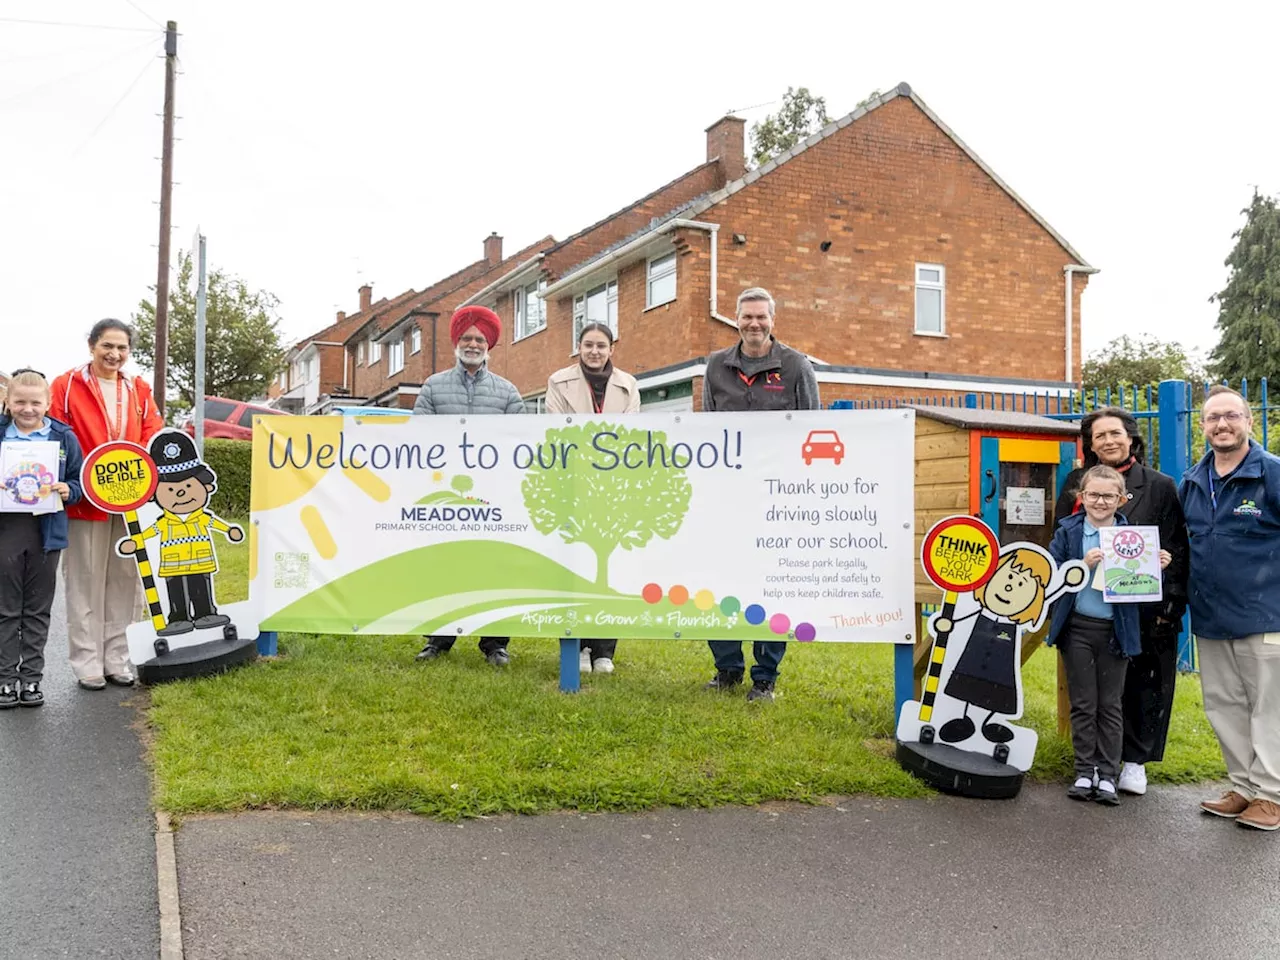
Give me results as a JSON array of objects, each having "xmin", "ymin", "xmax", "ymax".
[{"xmin": 802, "ymin": 430, "xmax": 844, "ymax": 465}]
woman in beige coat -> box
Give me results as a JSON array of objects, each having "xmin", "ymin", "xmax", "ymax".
[
  {"xmin": 545, "ymin": 322, "xmax": 639, "ymax": 674},
  {"xmin": 546, "ymin": 323, "xmax": 640, "ymax": 417}
]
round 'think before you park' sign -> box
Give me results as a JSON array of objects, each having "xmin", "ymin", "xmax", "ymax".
[{"xmin": 921, "ymin": 515, "xmax": 1000, "ymax": 593}]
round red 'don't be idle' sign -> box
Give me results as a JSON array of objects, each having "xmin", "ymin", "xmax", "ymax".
[{"xmin": 80, "ymin": 441, "xmax": 159, "ymax": 514}]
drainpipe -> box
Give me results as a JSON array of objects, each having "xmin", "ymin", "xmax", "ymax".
[
  {"xmin": 706, "ymin": 224, "xmax": 738, "ymax": 328},
  {"xmin": 1063, "ymin": 264, "xmax": 1097, "ymax": 384}
]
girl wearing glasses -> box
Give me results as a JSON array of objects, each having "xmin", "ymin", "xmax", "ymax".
[{"xmin": 1047, "ymin": 465, "xmax": 1171, "ymax": 806}]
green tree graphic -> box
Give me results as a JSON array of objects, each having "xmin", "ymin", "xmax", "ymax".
[{"xmin": 521, "ymin": 423, "xmax": 693, "ymax": 589}]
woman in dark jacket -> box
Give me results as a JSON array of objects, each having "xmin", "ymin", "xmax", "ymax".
[{"xmin": 1053, "ymin": 407, "xmax": 1189, "ymax": 796}]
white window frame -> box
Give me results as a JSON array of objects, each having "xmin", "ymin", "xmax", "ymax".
[
  {"xmin": 524, "ymin": 392, "xmax": 547, "ymax": 414},
  {"xmin": 368, "ymin": 337, "xmax": 381, "ymax": 364},
  {"xmin": 646, "ymin": 252, "xmax": 677, "ymax": 308},
  {"xmin": 411, "ymin": 326, "xmax": 421, "ymax": 354},
  {"xmin": 387, "ymin": 336, "xmax": 405, "ymax": 375},
  {"xmin": 357, "ymin": 342, "xmax": 365, "ymax": 366},
  {"xmin": 572, "ymin": 279, "xmax": 618, "ymax": 353},
  {"xmin": 514, "ymin": 279, "xmax": 547, "ymax": 341},
  {"xmin": 914, "ymin": 262, "xmax": 946, "ymax": 336}
]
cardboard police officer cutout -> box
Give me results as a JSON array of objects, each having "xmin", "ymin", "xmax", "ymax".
[
  {"xmin": 895, "ymin": 516, "xmax": 1088, "ymax": 798},
  {"xmin": 80, "ymin": 429, "xmax": 259, "ymax": 683},
  {"xmin": 117, "ymin": 430, "xmax": 244, "ymax": 633}
]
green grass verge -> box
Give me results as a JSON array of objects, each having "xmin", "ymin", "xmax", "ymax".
[{"xmin": 148, "ymin": 526, "xmax": 1225, "ymax": 817}]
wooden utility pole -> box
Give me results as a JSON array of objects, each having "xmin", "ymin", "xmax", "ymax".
[{"xmin": 153, "ymin": 20, "xmax": 178, "ymax": 416}]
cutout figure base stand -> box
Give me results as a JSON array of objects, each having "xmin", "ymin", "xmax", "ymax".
[{"xmin": 895, "ymin": 739, "xmax": 1024, "ymax": 800}]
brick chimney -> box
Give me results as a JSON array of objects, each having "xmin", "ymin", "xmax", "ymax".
[
  {"xmin": 358, "ymin": 284, "xmax": 372, "ymax": 313},
  {"xmin": 336, "ymin": 310, "xmax": 346, "ymax": 324},
  {"xmin": 484, "ymin": 232, "xmax": 503, "ymax": 266},
  {"xmin": 706, "ymin": 115, "xmax": 746, "ymax": 184}
]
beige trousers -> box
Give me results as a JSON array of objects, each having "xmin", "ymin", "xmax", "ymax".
[
  {"xmin": 64, "ymin": 517, "xmax": 140, "ymax": 679},
  {"xmin": 1199, "ymin": 634, "xmax": 1280, "ymax": 805}
]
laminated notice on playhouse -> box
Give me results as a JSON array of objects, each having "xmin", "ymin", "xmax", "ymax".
[
  {"xmin": 1099, "ymin": 525, "xmax": 1163, "ymax": 604},
  {"xmin": 1005, "ymin": 487, "xmax": 1045, "ymax": 525}
]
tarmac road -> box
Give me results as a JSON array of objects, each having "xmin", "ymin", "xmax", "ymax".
[
  {"xmin": 176, "ymin": 784, "xmax": 1280, "ymax": 960},
  {"xmin": 0, "ymin": 586, "xmax": 158, "ymax": 959}
]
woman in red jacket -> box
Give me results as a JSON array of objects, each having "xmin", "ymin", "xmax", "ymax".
[{"xmin": 50, "ymin": 319, "xmax": 164, "ymax": 690}]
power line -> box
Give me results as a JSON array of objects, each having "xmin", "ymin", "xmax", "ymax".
[
  {"xmin": 120, "ymin": 0, "xmax": 164, "ymax": 29},
  {"xmin": 0, "ymin": 35, "xmax": 158, "ymax": 108},
  {"xmin": 71, "ymin": 45, "xmax": 162, "ymax": 157},
  {"xmin": 0, "ymin": 16, "xmax": 157, "ymax": 33}
]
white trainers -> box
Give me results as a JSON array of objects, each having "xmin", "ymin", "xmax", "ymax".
[
  {"xmin": 579, "ymin": 650, "xmax": 592, "ymax": 673},
  {"xmin": 592, "ymin": 657, "xmax": 614, "ymax": 674},
  {"xmin": 1118, "ymin": 762, "xmax": 1147, "ymax": 796}
]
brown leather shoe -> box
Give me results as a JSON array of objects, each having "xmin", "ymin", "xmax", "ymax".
[
  {"xmin": 1237, "ymin": 798, "xmax": 1280, "ymax": 832},
  {"xmin": 1201, "ymin": 790, "xmax": 1251, "ymax": 818}
]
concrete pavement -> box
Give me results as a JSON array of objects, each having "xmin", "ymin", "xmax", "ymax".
[
  {"xmin": 0, "ymin": 587, "xmax": 159, "ymax": 959},
  {"xmin": 175, "ymin": 785, "xmax": 1280, "ymax": 960}
]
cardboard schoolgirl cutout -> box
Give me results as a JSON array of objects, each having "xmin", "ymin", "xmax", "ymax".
[
  {"xmin": 896, "ymin": 516, "xmax": 1086, "ymax": 794},
  {"xmin": 116, "ymin": 431, "xmax": 244, "ymax": 636}
]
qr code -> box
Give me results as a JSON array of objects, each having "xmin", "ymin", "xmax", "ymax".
[{"xmin": 274, "ymin": 552, "xmax": 310, "ymax": 589}]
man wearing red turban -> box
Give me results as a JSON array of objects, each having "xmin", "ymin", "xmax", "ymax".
[{"xmin": 412, "ymin": 305, "xmax": 525, "ymax": 666}]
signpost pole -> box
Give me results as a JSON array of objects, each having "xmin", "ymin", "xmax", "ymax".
[
  {"xmin": 559, "ymin": 639, "xmax": 580, "ymax": 693},
  {"xmin": 124, "ymin": 507, "xmax": 168, "ymax": 635}
]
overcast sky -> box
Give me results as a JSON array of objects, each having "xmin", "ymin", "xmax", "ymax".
[{"xmin": 3, "ymin": 0, "xmax": 1277, "ymax": 385}]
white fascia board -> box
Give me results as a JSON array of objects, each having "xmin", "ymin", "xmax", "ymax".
[
  {"xmin": 542, "ymin": 219, "xmax": 720, "ymax": 300},
  {"xmin": 459, "ymin": 255, "xmax": 545, "ymax": 308}
]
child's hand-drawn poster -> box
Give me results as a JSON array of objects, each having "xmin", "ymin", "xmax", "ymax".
[
  {"xmin": 1, "ymin": 440, "xmax": 62, "ymax": 514},
  {"xmin": 1099, "ymin": 525, "xmax": 1163, "ymax": 603}
]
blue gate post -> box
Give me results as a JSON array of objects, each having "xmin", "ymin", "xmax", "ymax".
[
  {"xmin": 559, "ymin": 639, "xmax": 581, "ymax": 693},
  {"xmin": 893, "ymin": 643, "xmax": 914, "ymax": 720},
  {"xmin": 1159, "ymin": 379, "xmax": 1196, "ymax": 671}
]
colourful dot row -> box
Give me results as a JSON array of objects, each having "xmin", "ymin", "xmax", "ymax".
[{"xmin": 640, "ymin": 583, "xmax": 817, "ymax": 642}]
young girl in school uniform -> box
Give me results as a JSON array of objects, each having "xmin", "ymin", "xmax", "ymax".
[
  {"xmin": 1047, "ymin": 465, "xmax": 1170, "ymax": 805},
  {"xmin": 0, "ymin": 371, "xmax": 84, "ymax": 708}
]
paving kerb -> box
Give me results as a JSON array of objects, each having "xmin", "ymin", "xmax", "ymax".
[{"xmin": 174, "ymin": 785, "xmax": 1280, "ymax": 960}]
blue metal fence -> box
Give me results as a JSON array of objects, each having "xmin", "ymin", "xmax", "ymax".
[
  {"xmin": 837, "ymin": 377, "xmax": 1274, "ymax": 677},
  {"xmin": 832, "ymin": 377, "xmax": 1275, "ymax": 476}
]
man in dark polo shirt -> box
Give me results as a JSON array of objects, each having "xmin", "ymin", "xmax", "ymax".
[{"xmin": 701, "ymin": 286, "xmax": 820, "ymax": 702}]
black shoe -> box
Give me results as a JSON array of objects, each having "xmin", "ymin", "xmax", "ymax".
[
  {"xmin": 746, "ymin": 680, "xmax": 776, "ymax": 703},
  {"xmin": 0, "ymin": 684, "xmax": 17, "ymax": 709},
  {"xmin": 1094, "ymin": 781, "xmax": 1121, "ymax": 806},
  {"xmin": 415, "ymin": 644, "xmax": 446, "ymax": 662},
  {"xmin": 939, "ymin": 717, "xmax": 976, "ymax": 743},
  {"xmin": 18, "ymin": 682, "xmax": 44, "ymax": 708},
  {"xmin": 1066, "ymin": 777, "xmax": 1095, "ymax": 801},
  {"xmin": 485, "ymin": 648, "xmax": 511, "ymax": 667},
  {"xmin": 193, "ymin": 613, "xmax": 231, "ymax": 630},
  {"xmin": 157, "ymin": 620, "xmax": 194, "ymax": 637},
  {"xmin": 704, "ymin": 670, "xmax": 744, "ymax": 691},
  {"xmin": 981, "ymin": 722, "xmax": 1015, "ymax": 744}
]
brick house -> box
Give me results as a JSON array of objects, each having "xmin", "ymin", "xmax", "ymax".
[
  {"xmin": 270, "ymin": 284, "xmax": 419, "ymax": 413},
  {"xmin": 461, "ymin": 82, "xmax": 1095, "ymax": 413},
  {"xmin": 340, "ymin": 234, "xmax": 557, "ymax": 410}
]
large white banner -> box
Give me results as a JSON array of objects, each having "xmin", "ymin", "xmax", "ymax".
[{"xmin": 249, "ymin": 409, "xmax": 916, "ymax": 644}]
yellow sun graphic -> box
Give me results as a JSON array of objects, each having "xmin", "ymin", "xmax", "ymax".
[{"xmin": 249, "ymin": 417, "xmax": 396, "ymax": 580}]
